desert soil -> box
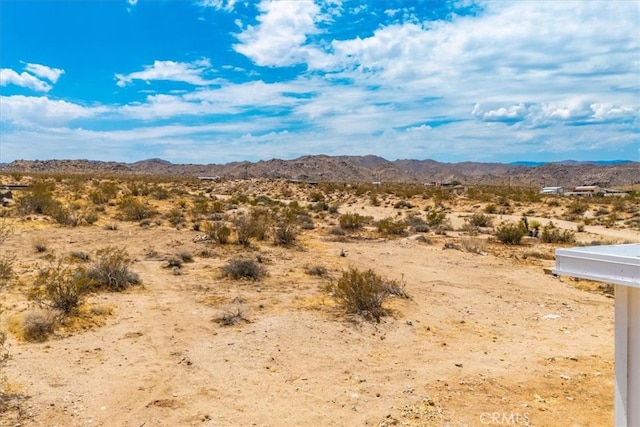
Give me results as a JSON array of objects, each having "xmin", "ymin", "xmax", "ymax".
[{"xmin": 1, "ymin": 183, "xmax": 639, "ymax": 427}]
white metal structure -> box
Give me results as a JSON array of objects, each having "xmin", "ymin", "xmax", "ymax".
[{"xmin": 553, "ymin": 244, "xmax": 640, "ymax": 427}]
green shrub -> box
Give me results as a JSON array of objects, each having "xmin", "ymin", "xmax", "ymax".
[
  {"xmin": 425, "ymin": 208, "xmax": 447, "ymax": 227},
  {"xmin": 377, "ymin": 217, "xmax": 406, "ymax": 235},
  {"xmin": 17, "ymin": 181, "xmax": 57, "ymax": 214},
  {"xmin": 328, "ymin": 268, "xmax": 407, "ymax": 322},
  {"xmin": 166, "ymin": 207, "xmax": 186, "ymax": 227},
  {"xmin": 465, "ymin": 213, "xmax": 493, "ymax": 228},
  {"xmin": 86, "ymin": 247, "xmax": 140, "ymax": 291},
  {"xmin": 221, "ymin": 258, "xmax": 265, "ymax": 281},
  {"xmin": 540, "ymin": 222, "xmax": 576, "ymax": 244},
  {"xmin": 117, "ymin": 195, "xmax": 157, "ymax": 221},
  {"xmin": 339, "ymin": 212, "xmax": 368, "ymax": 230},
  {"xmin": 495, "ymin": 221, "xmax": 527, "ymax": 245}
]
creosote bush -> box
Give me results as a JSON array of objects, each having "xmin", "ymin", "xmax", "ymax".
[
  {"xmin": 86, "ymin": 246, "xmax": 140, "ymax": 291},
  {"xmin": 495, "ymin": 221, "xmax": 527, "ymax": 245},
  {"xmin": 377, "ymin": 217, "xmax": 406, "ymax": 235},
  {"xmin": 204, "ymin": 220, "xmax": 231, "ymax": 244},
  {"xmin": 465, "ymin": 213, "xmax": 493, "ymax": 228},
  {"xmin": 328, "ymin": 267, "xmax": 408, "ymax": 322},
  {"xmin": 540, "ymin": 222, "xmax": 576, "ymax": 244},
  {"xmin": 117, "ymin": 195, "xmax": 158, "ymax": 221},
  {"xmin": 273, "ymin": 223, "xmax": 298, "ymax": 246},
  {"xmin": 222, "ymin": 258, "xmax": 265, "ymax": 281},
  {"xmin": 30, "ymin": 260, "xmax": 93, "ymax": 315},
  {"xmin": 339, "ymin": 212, "xmax": 368, "ymax": 230}
]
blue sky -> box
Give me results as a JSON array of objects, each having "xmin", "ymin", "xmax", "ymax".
[{"xmin": 0, "ymin": 0, "xmax": 638, "ymax": 164}]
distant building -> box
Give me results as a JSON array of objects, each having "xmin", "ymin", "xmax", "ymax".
[
  {"xmin": 540, "ymin": 186, "xmax": 564, "ymax": 195},
  {"xmin": 565, "ymin": 186, "xmax": 600, "ymax": 197}
]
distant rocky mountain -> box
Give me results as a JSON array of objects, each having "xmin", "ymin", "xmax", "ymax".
[{"xmin": 1, "ymin": 156, "xmax": 638, "ymax": 188}]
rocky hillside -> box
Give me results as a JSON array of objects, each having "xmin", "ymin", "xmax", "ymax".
[{"xmin": 2, "ymin": 156, "xmax": 638, "ymax": 188}]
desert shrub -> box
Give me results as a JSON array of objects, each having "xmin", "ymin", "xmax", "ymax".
[
  {"xmin": 394, "ymin": 200, "xmax": 413, "ymax": 209},
  {"xmin": 328, "ymin": 268, "xmax": 407, "ymax": 322},
  {"xmin": 165, "ymin": 256, "xmax": 183, "ymax": 269},
  {"xmin": 484, "ymin": 203, "xmax": 497, "ymax": 214},
  {"xmin": 465, "ymin": 213, "xmax": 493, "ymax": 228},
  {"xmin": 117, "ymin": 195, "xmax": 157, "ymax": 221},
  {"xmin": 339, "ymin": 212, "xmax": 368, "ymax": 230},
  {"xmin": 328, "ymin": 227, "xmax": 345, "ymax": 236},
  {"xmin": 495, "ymin": 221, "xmax": 527, "ymax": 245},
  {"xmin": 30, "ymin": 260, "xmax": 93, "ymax": 315},
  {"xmin": 166, "ymin": 207, "xmax": 186, "ymax": 227},
  {"xmin": 234, "ymin": 211, "xmax": 272, "ymax": 246},
  {"xmin": 565, "ymin": 200, "xmax": 589, "ymax": 219},
  {"xmin": 576, "ymin": 223, "xmax": 585, "ymax": 232},
  {"xmin": 221, "ymin": 258, "xmax": 265, "ymax": 281},
  {"xmin": 308, "ymin": 191, "xmax": 325, "ymax": 202},
  {"xmin": 204, "ymin": 220, "xmax": 231, "ymax": 244},
  {"xmin": 84, "ymin": 209, "xmax": 99, "ymax": 225},
  {"xmin": 460, "ymin": 237, "xmax": 487, "ymax": 254},
  {"xmin": 86, "ymin": 246, "xmax": 140, "ymax": 291},
  {"xmin": 273, "ymin": 223, "xmax": 298, "ymax": 246},
  {"xmin": 17, "ymin": 181, "xmax": 57, "ymax": 214},
  {"xmin": 176, "ymin": 251, "xmax": 193, "ymax": 263},
  {"xmin": 21, "ymin": 309, "xmax": 57, "ymax": 342},
  {"xmin": 540, "ymin": 222, "xmax": 576, "ymax": 244},
  {"xmin": 216, "ymin": 305, "xmax": 248, "ymax": 326},
  {"xmin": 69, "ymin": 251, "xmax": 90, "ymax": 262},
  {"xmin": 306, "ymin": 264, "xmax": 328, "ymax": 276},
  {"xmin": 32, "ymin": 237, "xmax": 48, "ymax": 253},
  {"xmin": 377, "ymin": 217, "xmax": 406, "ymax": 235},
  {"xmin": 425, "ymin": 208, "xmax": 447, "ymax": 227}
]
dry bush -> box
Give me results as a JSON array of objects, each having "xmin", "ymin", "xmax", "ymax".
[
  {"xmin": 165, "ymin": 207, "xmax": 186, "ymax": 227},
  {"xmin": 203, "ymin": 220, "xmax": 231, "ymax": 244},
  {"xmin": 17, "ymin": 181, "xmax": 58, "ymax": 215},
  {"xmin": 216, "ymin": 305, "xmax": 249, "ymax": 326},
  {"xmin": 305, "ymin": 264, "xmax": 328, "ymax": 276},
  {"xmin": 32, "ymin": 237, "xmax": 48, "ymax": 253},
  {"xmin": 424, "ymin": 208, "xmax": 448, "ymax": 227},
  {"xmin": 30, "ymin": 260, "xmax": 93, "ymax": 316},
  {"xmin": 222, "ymin": 258, "xmax": 265, "ymax": 281},
  {"xmin": 86, "ymin": 247, "xmax": 140, "ymax": 291},
  {"xmin": 0, "ymin": 223, "xmax": 14, "ymax": 286},
  {"xmin": 273, "ymin": 222, "xmax": 298, "ymax": 247},
  {"xmin": 460, "ymin": 237, "xmax": 487, "ymax": 254},
  {"xmin": 328, "ymin": 267, "xmax": 407, "ymax": 322},
  {"xmin": 21, "ymin": 309, "xmax": 57, "ymax": 342},
  {"xmin": 495, "ymin": 221, "xmax": 527, "ymax": 245}
]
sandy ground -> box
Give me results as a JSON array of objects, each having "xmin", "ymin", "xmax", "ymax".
[{"xmin": 1, "ymin": 185, "xmax": 638, "ymax": 427}]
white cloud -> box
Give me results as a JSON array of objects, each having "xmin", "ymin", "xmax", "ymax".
[
  {"xmin": 127, "ymin": 0, "xmax": 138, "ymax": 6},
  {"xmin": 198, "ymin": 0, "xmax": 236, "ymax": 12},
  {"xmin": 0, "ymin": 69, "xmax": 52, "ymax": 92},
  {"xmin": 23, "ymin": 63, "xmax": 65, "ymax": 83},
  {"xmin": 0, "ymin": 95, "xmax": 107, "ymax": 127},
  {"xmin": 115, "ymin": 59, "xmax": 217, "ymax": 87},
  {"xmin": 234, "ymin": 0, "xmax": 331, "ymax": 67}
]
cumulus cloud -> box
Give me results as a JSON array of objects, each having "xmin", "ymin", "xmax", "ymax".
[
  {"xmin": 0, "ymin": 95, "xmax": 107, "ymax": 127},
  {"xmin": 23, "ymin": 63, "xmax": 65, "ymax": 83},
  {"xmin": 0, "ymin": 69, "xmax": 52, "ymax": 92},
  {"xmin": 115, "ymin": 59, "xmax": 217, "ymax": 87},
  {"xmin": 233, "ymin": 0, "xmax": 331, "ymax": 67}
]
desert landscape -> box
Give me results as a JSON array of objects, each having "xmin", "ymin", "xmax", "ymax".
[{"xmin": 1, "ymin": 163, "xmax": 639, "ymax": 426}]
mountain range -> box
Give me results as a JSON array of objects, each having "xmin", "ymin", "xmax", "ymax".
[{"xmin": 1, "ymin": 156, "xmax": 638, "ymax": 188}]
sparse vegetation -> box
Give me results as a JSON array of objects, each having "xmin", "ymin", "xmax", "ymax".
[
  {"xmin": 86, "ymin": 247, "xmax": 140, "ymax": 291},
  {"xmin": 494, "ymin": 221, "xmax": 527, "ymax": 245},
  {"xmin": 222, "ymin": 258, "xmax": 265, "ymax": 281},
  {"xmin": 328, "ymin": 267, "xmax": 407, "ymax": 322},
  {"xmin": 30, "ymin": 259, "xmax": 93, "ymax": 316},
  {"xmin": 339, "ymin": 212, "xmax": 368, "ymax": 230},
  {"xmin": 21, "ymin": 309, "xmax": 57, "ymax": 342},
  {"xmin": 540, "ymin": 222, "xmax": 576, "ymax": 244}
]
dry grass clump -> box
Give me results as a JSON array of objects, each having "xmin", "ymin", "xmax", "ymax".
[
  {"xmin": 215, "ymin": 305, "xmax": 249, "ymax": 326},
  {"xmin": 377, "ymin": 217, "xmax": 407, "ymax": 235},
  {"xmin": 465, "ymin": 213, "xmax": 493, "ymax": 228},
  {"xmin": 117, "ymin": 195, "xmax": 158, "ymax": 221},
  {"xmin": 221, "ymin": 258, "xmax": 266, "ymax": 281},
  {"xmin": 203, "ymin": 220, "xmax": 231, "ymax": 244},
  {"xmin": 273, "ymin": 223, "xmax": 298, "ymax": 246},
  {"xmin": 328, "ymin": 267, "xmax": 408, "ymax": 322},
  {"xmin": 305, "ymin": 264, "xmax": 328, "ymax": 277},
  {"xmin": 20, "ymin": 309, "xmax": 57, "ymax": 342}
]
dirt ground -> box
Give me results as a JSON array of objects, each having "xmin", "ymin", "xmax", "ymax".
[{"xmin": 1, "ymin": 180, "xmax": 638, "ymax": 426}]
